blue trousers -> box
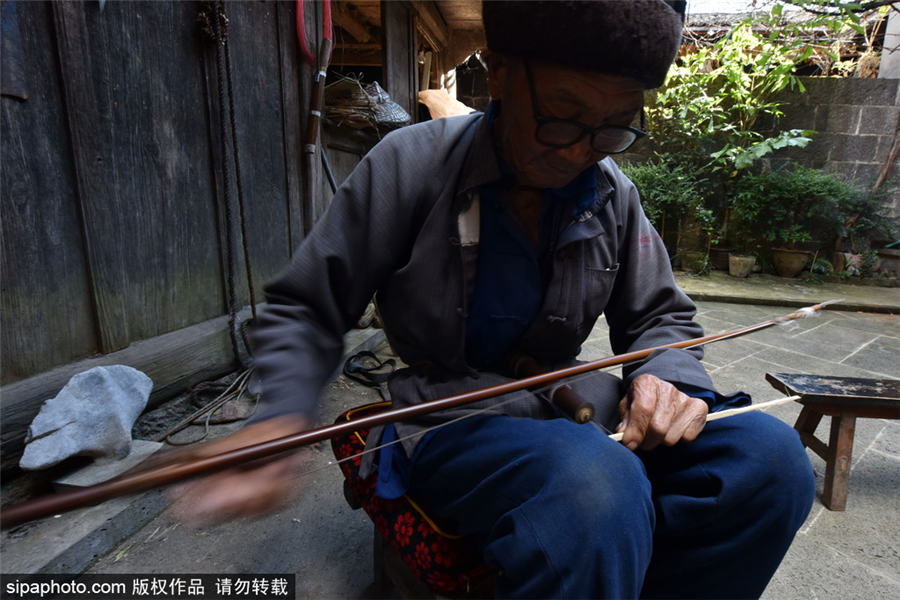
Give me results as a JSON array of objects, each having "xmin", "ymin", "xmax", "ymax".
[{"xmin": 407, "ymin": 412, "xmax": 815, "ymax": 599}]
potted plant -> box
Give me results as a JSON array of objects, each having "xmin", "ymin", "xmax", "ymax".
[
  {"xmin": 733, "ymin": 164, "xmax": 850, "ymax": 277},
  {"xmin": 832, "ymin": 181, "xmax": 898, "ymax": 276},
  {"xmin": 724, "ymin": 216, "xmax": 759, "ymax": 277}
]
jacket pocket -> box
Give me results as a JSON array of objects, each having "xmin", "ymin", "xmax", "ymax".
[{"xmin": 580, "ymin": 262, "xmax": 619, "ymax": 329}]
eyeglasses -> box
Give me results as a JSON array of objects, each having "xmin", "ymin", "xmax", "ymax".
[{"xmin": 523, "ymin": 61, "xmax": 646, "ymax": 155}]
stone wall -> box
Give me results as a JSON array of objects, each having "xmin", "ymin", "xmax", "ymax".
[
  {"xmin": 761, "ymin": 77, "xmax": 900, "ymax": 218},
  {"xmin": 619, "ymin": 77, "xmax": 900, "ymax": 224}
]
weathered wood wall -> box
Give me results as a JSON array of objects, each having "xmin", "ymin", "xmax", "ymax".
[
  {"xmin": 0, "ymin": 0, "xmax": 420, "ymax": 469},
  {"xmin": 383, "ymin": 1, "xmax": 419, "ymax": 118},
  {"xmin": 0, "ymin": 0, "xmax": 334, "ymax": 465}
]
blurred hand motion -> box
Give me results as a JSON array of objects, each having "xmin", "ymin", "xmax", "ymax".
[{"xmin": 170, "ymin": 414, "xmax": 310, "ymax": 526}]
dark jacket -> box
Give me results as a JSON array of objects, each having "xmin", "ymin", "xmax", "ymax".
[{"xmin": 250, "ymin": 113, "xmax": 717, "ymax": 457}]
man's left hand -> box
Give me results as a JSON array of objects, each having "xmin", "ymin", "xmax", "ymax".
[{"xmin": 616, "ymin": 374, "xmax": 708, "ymax": 451}]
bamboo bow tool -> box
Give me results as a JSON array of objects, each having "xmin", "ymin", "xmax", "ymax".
[
  {"xmin": 607, "ymin": 395, "xmax": 802, "ymax": 442},
  {"xmin": 1, "ymin": 302, "xmax": 834, "ymax": 529}
]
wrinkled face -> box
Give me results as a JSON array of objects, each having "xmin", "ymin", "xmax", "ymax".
[{"xmin": 487, "ymin": 56, "xmax": 645, "ymax": 189}]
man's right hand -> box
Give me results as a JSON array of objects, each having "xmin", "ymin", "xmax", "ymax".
[{"xmin": 170, "ymin": 414, "xmax": 310, "ymax": 526}]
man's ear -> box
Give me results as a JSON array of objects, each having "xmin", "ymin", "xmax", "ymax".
[{"xmin": 484, "ymin": 51, "xmax": 511, "ymax": 101}]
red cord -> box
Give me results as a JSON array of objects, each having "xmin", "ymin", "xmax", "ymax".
[
  {"xmin": 296, "ymin": 0, "xmax": 315, "ymax": 65},
  {"xmin": 322, "ymin": 0, "xmax": 332, "ymax": 42}
]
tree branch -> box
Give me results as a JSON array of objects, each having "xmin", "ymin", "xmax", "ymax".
[{"xmin": 780, "ymin": 0, "xmax": 898, "ymax": 16}]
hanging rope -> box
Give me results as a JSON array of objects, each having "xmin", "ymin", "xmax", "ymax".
[
  {"xmin": 199, "ymin": 1, "xmax": 258, "ymax": 365},
  {"xmin": 218, "ymin": 0, "xmax": 257, "ymax": 321},
  {"xmin": 207, "ymin": 3, "xmax": 242, "ymax": 364}
]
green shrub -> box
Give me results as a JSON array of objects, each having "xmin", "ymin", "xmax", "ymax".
[
  {"xmin": 621, "ymin": 160, "xmax": 706, "ymax": 255},
  {"xmin": 732, "ymin": 164, "xmax": 894, "ymax": 253}
]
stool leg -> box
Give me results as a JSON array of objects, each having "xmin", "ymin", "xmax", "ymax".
[
  {"xmin": 823, "ymin": 414, "xmax": 855, "ymax": 511},
  {"xmin": 793, "ymin": 405, "xmax": 823, "ymax": 444}
]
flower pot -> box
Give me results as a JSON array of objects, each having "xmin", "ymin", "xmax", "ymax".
[
  {"xmin": 771, "ymin": 248, "xmax": 812, "ymax": 278},
  {"xmin": 709, "ymin": 247, "xmax": 731, "ymax": 271},
  {"xmin": 728, "ymin": 254, "xmax": 755, "ymax": 278}
]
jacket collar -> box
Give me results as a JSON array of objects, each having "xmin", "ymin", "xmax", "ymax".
[{"xmin": 456, "ymin": 111, "xmax": 503, "ymax": 198}]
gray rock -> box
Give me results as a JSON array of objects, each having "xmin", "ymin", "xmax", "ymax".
[{"xmin": 19, "ymin": 365, "xmax": 153, "ymax": 470}]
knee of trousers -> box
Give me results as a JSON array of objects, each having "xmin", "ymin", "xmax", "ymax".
[
  {"xmin": 722, "ymin": 413, "xmax": 816, "ymax": 525},
  {"xmin": 517, "ymin": 433, "xmax": 655, "ymax": 544},
  {"xmin": 484, "ymin": 434, "xmax": 655, "ymax": 594}
]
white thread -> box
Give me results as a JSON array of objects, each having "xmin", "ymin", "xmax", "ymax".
[{"xmin": 548, "ymin": 384, "xmax": 568, "ymax": 398}]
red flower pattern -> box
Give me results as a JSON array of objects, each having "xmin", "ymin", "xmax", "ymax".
[
  {"xmin": 415, "ymin": 541, "xmax": 432, "ymax": 571},
  {"xmin": 394, "ymin": 512, "xmax": 415, "ymax": 547},
  {"xmin": 331, "ymin": 403, "xmax": 495, "ymax": 595},
  {"xmin": 416, "ymin": 521, "xmax": 433, "ymax": 537},
  {"xmin": 431, "ymin": 541, "xmax": 454, "ymax": 568}
]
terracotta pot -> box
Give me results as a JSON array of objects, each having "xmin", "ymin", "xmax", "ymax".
[
  {"xmin": 771, "ymin": 248, "xmax": 812, "ymax": 278},
  {"xmin": 728, "ymin": 254, "xmax": 755, "ymax": 278}
]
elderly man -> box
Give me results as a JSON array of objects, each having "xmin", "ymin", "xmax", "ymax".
[{"xmin": 180, "ymin": 1, "xmax": 814, "ymax": 597}]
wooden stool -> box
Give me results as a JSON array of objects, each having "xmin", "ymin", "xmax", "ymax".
[{"xmin": 766, "ymin": 373, "xmax": 900, "ymax": 511}]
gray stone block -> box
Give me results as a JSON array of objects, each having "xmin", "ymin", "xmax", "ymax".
[
  {"xmin": 858, "ymin": 105, "xmax": 899, "ymax": 135},
  {"xmin": 789, "ymin": 77, "xmax": 824, "ymax": 103},
  {"xmin": 827, "ymin": 134, "xmax": 880, "ymax": 162},
  {"xmin": 876, "ymin": 134, "xmax": 897, "ymax": 164},
  {"xmin": 830, "ymin": 77, "xmax": 898, "ymax": 106},
  {"xmin": 770, "ymin": 132, "xmax": 830, "ymax": 168},
  {"xmin": 824, "ymin": 161, "xmax": 858, "ymax": 180},
  {"xmin": 19, "ymin": 365, "xmax": 153, "ymax": 470},
  {"xmin": 853, "ymin": 163, "xmax": 886, "ymax": 186},
  {"xmin": 777, "ymin": 102, "xmax": 817, "ymax": 130},
  {"xmin": 816, "ymin": 104, "xmax": 861, "ymax": 134}
]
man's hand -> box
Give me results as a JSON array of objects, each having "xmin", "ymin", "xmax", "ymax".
[
  {"xmin": 170, "ymin": 414, "xmax": 310, "ymax": 526},
  {"xmin": 616, "ymin": 374, "xmax": 708, "ymax": 452}
]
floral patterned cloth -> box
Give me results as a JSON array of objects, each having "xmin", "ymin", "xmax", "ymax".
[{"xmin": 331, "ymin": 402, "xmax": 496, "ymax": 595}]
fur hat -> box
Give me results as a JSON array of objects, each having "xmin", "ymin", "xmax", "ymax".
[{"xmin": 482, "ymin": 0, "xmax": 684, "ymax": 89}]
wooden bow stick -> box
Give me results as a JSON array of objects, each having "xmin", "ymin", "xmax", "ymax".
[{"xmin": 0, "ymin": 302, "xmax": 833, "ymax": 529}]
